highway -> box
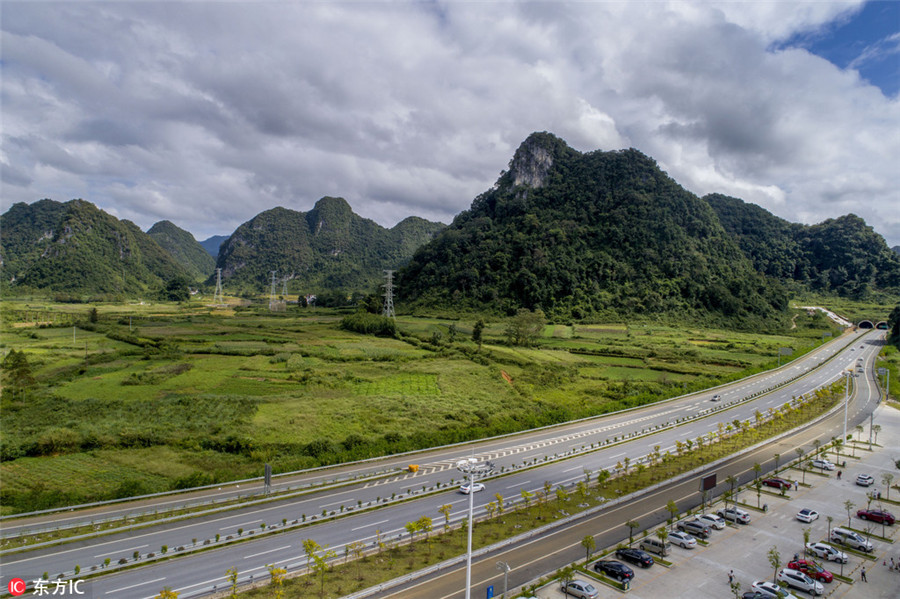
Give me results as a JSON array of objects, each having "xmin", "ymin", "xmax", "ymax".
[{"xmin": 0, "ymin": 328, "xmax": 886, "ymax": 598}]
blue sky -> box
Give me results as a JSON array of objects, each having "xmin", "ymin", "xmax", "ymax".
[{"xmin": 781, "ymin": 0, "xmax": 900, "ymax": 97}]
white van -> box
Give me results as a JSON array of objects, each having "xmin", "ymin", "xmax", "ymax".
[{"xmin": 639, "ymin": 536, "xmax": 670, "ymax": 556}]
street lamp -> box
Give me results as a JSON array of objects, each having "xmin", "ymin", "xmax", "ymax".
[
  {"xmin": 456, "ymin": 457, "xmax": 494, "ymax": 599},
  {"xmin": 843, "ymin": 370, "xmax": 851, "ymax": 442},
  {"xmin": 496, "ymin": 561, "xmax": 511, "ymax": 598}
]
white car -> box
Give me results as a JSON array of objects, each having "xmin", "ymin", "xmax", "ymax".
[
  {"xmin": 711, "ymin": 394, "xmax": 721, "ymax": 401},
  {"xmin": 717, "ymin": 506, "xmax": 751, "ymax": 524},
  {"xmin": 777, "ymin": 568, "xmax": 824, "ymax": 596},
  {"xmin": 856, "ymin": 474, "xmax": 874, "ymax": 486},
  {"xmin": 750, "ymin": 580, "xmax": 799, "ymax": 599},
  {"xmin": 459, "ymin": 482, "xmax": 485, "ymax": 494},
  {"xmin": 811, "ymin": 459, "xmax": 835, "ymax": 471},
  {"xmin": 796, "ymin": 508, "xmax": 819, "ymax": 523},
  {"xmin": 668, "ymin": 530, "xmax": 697, "ymax": 549},
  {"xmin": 695, "ymin": 513, "xmax": 726, "ymax": 530},
  {"xmin": 805, "ymin": 542, "xmax": 848, "ymax": 564}
]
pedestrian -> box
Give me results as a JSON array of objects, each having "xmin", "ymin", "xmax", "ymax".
[
  {"xmin": 794, "ymin": 480, "xmax": 799, "ymax": 491},
  {"xmin": 890, "ymin": 557, "xmax": 895, "ymax": 571},
  {"xmin": 728, "ymin": 570, "xmax": 734, "ymax": 584},
  {"xmin": 861, "ymin": 567, "xmax": 867, "ymax": 582},
  {"xmin": 837, "ymin": 470, "xmax": 842, "ymax": 480}
]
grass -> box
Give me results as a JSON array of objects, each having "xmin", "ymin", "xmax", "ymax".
[{"xmin": 0, "ymin": 297, "xmax": 857, "ymax": 514}]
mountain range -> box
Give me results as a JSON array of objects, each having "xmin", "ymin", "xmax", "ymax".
[{"xmin": 2, "ymin": 132, "xmax": 897, "ymax": 316}]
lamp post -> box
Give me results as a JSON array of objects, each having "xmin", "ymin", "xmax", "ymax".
[
  {"xmin": 456, "ymin": 458, "xmax": 494, "ymax": 599},
  {"xmin": 496, "ymin": 561, "xmax": 510, "ymax": 598},
  {"xmin": 843, "ymin": 370, "xmax": 851, "ymax": 442}
]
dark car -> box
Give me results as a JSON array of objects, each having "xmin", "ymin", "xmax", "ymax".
[
  {"xmin": 615, "ymin": 547, "xmax": 654, "ymax": 568},
  {"xmin": 593, "ymin": 559, "xmax": 635, "ymax": 581},
  {"xmin": 677, "ymin": 519, "xmax": 711, "ymax": 538},
  {"xmin": 762, "ymin": 477, "xmax": 792, "ymax": 490},
  {"xmin": 857, "ymin": 509, "xmax": 895, "ymax": 525},
  {"xmin": 787, "ymin": 559, "xmax": 833, "ymax": 583}
]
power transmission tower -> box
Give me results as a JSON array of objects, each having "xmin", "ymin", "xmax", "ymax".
[
  {"xmin": 281, "ymin": 278, "xmax": 288, "ymax": 300},
  {"xmin": 213, "ymin": 268, "xmax": 225, "ymax": 306},
  {"xmin": 382, "ymin": 270, "xmax": 395, "ymax": 318},
  {"xmin": 269, "ymin": 271, "xmax": 286, "ymax": 312}
]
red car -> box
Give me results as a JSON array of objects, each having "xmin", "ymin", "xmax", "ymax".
[
  {"xmin": 787, "ymin": 559, "xmax": 833, "ymax": 583},
  {"xmin": 762, "ymin": 477, "xmax": 792, "ymax": 490},
  {"xmin": 857, "ymin": 509, "xmax": 895, "ymax": 525}
]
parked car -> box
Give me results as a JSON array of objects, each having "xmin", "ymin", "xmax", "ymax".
[
  {"xmin": 459, "ymin": 482, "xmax": 485, "ymax": 494},
  {"xmin": 762, "ymin": 477, "xmax": 792, "ymax": 490},
  {"xmin": 750, "ymin": 580, "xmax": 799, "ymax": 599},
  {"xmin": 777, "ymin": 568, "xmax": 824, "ymax": 596},
  {"xmin": 787, "ymin": 559, "xmax": 833, "ymax": 583},
  {"xmin": 676, "ymin": 519, "xmax": 711, "ymax": 538},
  {"xmin": 593, "ymin": 559, "xmax": 635, "ymax": 581},
  {"xmin": 796, "ymin": 508, "xmax": 819, "ymax": 523},
  {"xmin": 856, "ymin": 474, "xmax": 874, "ymax": 486},
  {"xmin": 668, "ymin": 530, "xmax": 697, "ymax": 549},
  {"xmin": 811, "ymin": 459, "xmax": 835, "ymax": 471},
  {"xmin": 638, "ymin": 536, "xmax": 670, "ymax": 556},
  {"xmin": 830, "ymin": 527, "xmax": 874, "ymax": 552},
  {"xmin": 695, "ymin": 513, "xmax": 726, "ymax": 530},
  {"xmin": 857, "ymin": 508, "xmax": 895, "ymax": 525},
  {"xmin": 615, "ymin": 547, "xmax": 654, "ymax": 568},
  {"xmin": 561, "ymin": 579, "xmax": 599, "ymax": 598},
  {"xmin": 805, "ymin": 542, "xmax": 848, "ymax": 563},
  {"xmin": 718, "ymin": 506, "xmax": 751, "ymax": 524}
]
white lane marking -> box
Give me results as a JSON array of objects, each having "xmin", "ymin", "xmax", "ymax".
[
  {"xmin": 243, "ymin": 545, "xmax": 291, "ymax": 559},
  {"xmin": 351, "ymin": 519, "xmax": 389, "ymax": 532},
  {"xmin": 107, "ymin": 578, "xmax": 166, "ymax": 594}
]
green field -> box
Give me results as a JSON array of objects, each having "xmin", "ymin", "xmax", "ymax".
[{"xmin": 0, "ymin": 297, "xmax": 864, "ymax": 513}]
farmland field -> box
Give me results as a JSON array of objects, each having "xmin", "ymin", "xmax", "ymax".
[{"xmin": 0, "ymin": 298, "xmax": 849, "ymax": 513}]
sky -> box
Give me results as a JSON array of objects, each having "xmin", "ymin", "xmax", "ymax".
[{"xmin": 2, "ymin": 1, "xmax": 899, "ymax": 247}]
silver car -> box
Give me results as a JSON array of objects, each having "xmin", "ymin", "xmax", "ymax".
[
  {"xmin": 561, "ymin": 579, "xmax": 599, "ymax": 599},
  {"xmin": 668, "ymin": 530, "xmax": 697, "ymax": 548}
]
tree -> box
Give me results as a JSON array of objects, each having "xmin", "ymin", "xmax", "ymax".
[
  {"xmin": 346, "ymin": 540, "xmax": 366, "ymax": 580},
  {"xmin": 519, "ymin": 488, "xmax": 533, "ymax": 518},
  {"xmin": 1, "ymin": 349, "xmax": 35, "ymax": 399},
  {"xmin": 826, "ymin": 515, "xmax": 834, "ymax": 539},
  {"xmin": 495, "ymin": 492, "xmax": 505, "ymax": 517},
  {"xmin": 773, "ymin": 453, "xmax": 781, "ymax": 472},
  {"xmin": 155, "ymin": 589, "xmax": 178, "ymax": 599},
  {"xmin": 302, "ymin": 539, "xmax": 322, "ymax": 580},
  {"xmin": 656, "ymin": 526, "xmax": 669, "ymax": 550},
  {"xmin": 882, "ymin": 473, "xmax": 894, "ymax": 500},
  {"xmin": 417, "ymin": 515, "xmax": 433, "ymax": 555},
  {"xmin": 626, "ymin": 520, "xmax": 640, "ymax": 545},
  {"xmin": 581, "ymin": 535, "xmax": 596, "ymax": 561},
  {"xmin": 504, "ymin": 308, "xmax": 546, "ymax": 347},
  {"xmin": 310, "ymin": 545, "xmax": 337, "ymax": 597},
  {"xmin": 559, "ymin": 565, "xmax": 575, "ymax": 596},
  {"xmin": 404, "ymin": 520, "xmax": 419, "ymax": 550},
  {"xmin": 843, "ymin": 500, "xmax": 855, "ymax": 527},
  {"xmin": 438, "ymin": 504, "xmax": 452, "ymax": 532},
  {"xmin": 226, "ymin": 567, "xmax": 239, "ymax": 599},
  {"xmin": 753, "ymin": 462, "xmax": 762, "ymax": 481},
  {"xmin": 796, "ymin": 448, "xmax": 806, "ymax": 484},
  {"xmin": 802, "ymin": 527, "xmax": 811, "ymax": 555},
  {"xmin": 267, "ymin": 565, "xmax": 286, "ymax": 599},
  {"xmin": 872, "ymin": 424, "xmax": 881, "ymax": 446},
  {"xmin": 666, "ymin": 500, "xmax": 679, "ymax": 523},
  {"xmin": 754, "ymin": 480, "xmax": 763, "ymax": 508},
  {"xmin": 472, "ymin": 318, "xmax": 485, "ymax": 348},
  {"xmin": 767, "ymin": 546, "xmax": 781, "ymax": 582}
]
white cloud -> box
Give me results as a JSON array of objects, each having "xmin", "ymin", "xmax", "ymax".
[{"xmin": 1, "ymin": 0, "xmax": 898, "ymax": 247}]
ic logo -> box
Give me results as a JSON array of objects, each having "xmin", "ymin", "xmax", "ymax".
[{"xmin": 8, "ymin": 578, "xmax": 27, "ymax": 596}]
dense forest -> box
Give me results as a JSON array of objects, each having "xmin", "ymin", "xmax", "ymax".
[
  {"xmin": 214, "ymin": 196, "xmax": 445, "ymax": 294},
  {"xmin": 398, "ymin": 132, "xmax": 790, "ymax": 328},
  {"xmin": 706, "ymin": 194, "xmax": 900, "ymax": 299},
  {"xmin": 147, "ymin": 220, "xmax": 216, "ymax": 280}
]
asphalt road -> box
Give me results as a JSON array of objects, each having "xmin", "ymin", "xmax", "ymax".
[{"xmin": 0, "ymin": 328, "xmax": 886, "ymax": 598}]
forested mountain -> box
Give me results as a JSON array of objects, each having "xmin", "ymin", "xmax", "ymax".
[
  {"xmin": 398, "ymin": 132, "xmax": 789, "ymax": 326},
  {"xmin": 214, "ymin": 196, "xmax": 445, "ymax": 294},
  {"xmin": 706, "ymin": 194, "xmax": 900, "ymax": 298},
  {"xmin": 893, "ymin": 246, "xmax": 900, "ymax": 257},
  {"xmin": 199, "ymin": 235, "xmax": 229, "ymax": 259},
  {"xmin": 147, "ymin": 220, "xmax": 215, "ymax": 281},
  {"xmin": 1, "ymin": 199, "xmax": 190, "ymax": 295}
]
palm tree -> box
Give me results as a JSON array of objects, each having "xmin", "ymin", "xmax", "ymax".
[
  {"xmin": 626, "ymin": 520, "xmax": 640, "ymax": 545},
  {"xmin": 882, "ymin": 473, "xmax": 895, "ymax": 500}
]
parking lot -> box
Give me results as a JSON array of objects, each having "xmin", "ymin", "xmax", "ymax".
[{"xmin": 527, "ymin": 404, "xmax": 899, "ymax": 598}]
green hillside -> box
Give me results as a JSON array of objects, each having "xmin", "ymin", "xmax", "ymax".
[
  {"xmin": 398, "ymin": 132, "xmax": 789, "ymax": 327},
  {"xmin": 147, "ymin": 220, "xmax": 216, "ymax": 281},
  {"xmin": 215, "ymin": 196, "xmax": 444, "ymax": 294},
  {"xmin": 706, "ymin": 194, "xmax": 900, "ymax": 298},
  {"xmin": 1, "ymin": 199, "xmax": 190, "ymax": 296}
]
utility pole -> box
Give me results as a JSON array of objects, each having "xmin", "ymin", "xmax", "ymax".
[{"xmin": 382, "ymin": 270, "xmax": 395, "ymax": 318}]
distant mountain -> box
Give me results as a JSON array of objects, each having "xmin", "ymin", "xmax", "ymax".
[
  {"xmin": 706, "ymin": 194, "xmax": 900, "ymax": 298},
  {"xmin": 893, "ymin": 245, "xmax": 900, "ymax": 257},
  {"xmin": 398, "ymin": 132, "xmax": 788, "ymax": 326},
  {"xmin": 215, "ymin": 196, "xmax": 444, "ymax": 294},
  {"xmin": 147, "ymin": 220, "xmax": 216, "ymax": 281},
  {"xmin": 1, "ymin": 199, "xmax": 190, "ymax": 295},
  {"xmin": 199, "ymin": 235, "xmax": 229, "ymax": 259}
]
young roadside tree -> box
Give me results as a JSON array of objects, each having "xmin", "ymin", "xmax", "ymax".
[
  {"xmin": 438, "ymin": 504, "xmax": 452, "ymax": 532},
  {"xmin": 417, "ymin": 516, "xmax": 433, "ymax": 555},
  {"xmin": 656, "ymin": 526, "xmax": 669, "ymax": 552},
  {"xmin": 882, "ymin": 473, "xmax": 895, "ymax": 500},
  {"xmin": 404, "ymin": 520, "xmax": 419, "ymax": 551},
  {"xmin": 802, "ymin": 527, "xmax": 811, "ymax": 557},
  {"xmin": 581, "ymin": 535, "xmax": 596, "ymax": 561},
  {"xmin": 346, "ymin": 540, "xmax": 366, "ymax": 580},
  {"xmin": 666, "ymin": 500, "xmax": 679, "ymax": 524},
  {"xmin": 767, "ymin": 546, "xmax": 781, "ymax": 583},
  {"xmin": 302, "ymin": 539, "xmax": 322, "ymax": 581},
  {"xmin": 267, "ymin": 565, "xmax": 287, "ymax": 599},
  {"xmin": 626, "ymin": 520, "xmax": 640, "ymax": 545},
  {"xmin": 226, "ymin": 567, "xmax": 239, "ymax": 598},
  {"xmin": 154, "ymin": 588, "xmax": 178, "ymax": 599},
  {"xmin": 495, "ymin": 493, "xmax": 505, "ymax": 517},
  {"xmin": 826, "ymin": 516, "xmax": 834, "ymax": 539},
  {"xmin": 843, "ymin": 500, "xmax": 855, "ymax": 527},
  {"xmin": 310, "ymin": 545, "xmax": 337, "ymax": 597}
]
